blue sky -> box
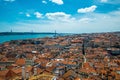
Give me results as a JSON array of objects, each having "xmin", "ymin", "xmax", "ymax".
[{"xmin": 0, "ymin": 0, "xmax": 120, "ymax": 33}]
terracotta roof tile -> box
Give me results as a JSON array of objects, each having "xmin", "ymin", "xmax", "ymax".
[
  {"xmin": 63, "ymin": 70, "xmax": 77, "ymax": 78},
  {"xmin": 5, "ymin": 70, "xmax": 17, "ymax": 79},
  {"xmin": 12, "ymin": 67, "xmax": 22, "ymax": 74},
  {"xmin": 15, "ymin": 58, "xmax": 25, "ymax": 66},
  {"xmin": 0, "ymin": 70, "xmax": 9, "ymax": 77},
  {"xmin": 37, "ymin": 68, "xmax": 43, "ymax": 74}
]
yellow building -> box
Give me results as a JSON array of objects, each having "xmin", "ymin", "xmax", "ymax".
[{"xmin": 29, "ymin": 73, "xmax": 56, "ymax": 80}]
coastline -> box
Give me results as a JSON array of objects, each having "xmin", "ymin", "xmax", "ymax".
[
  {"xmin": 0, "ymin": 31, "xmax": 119, "ymax": 44},
  {"xmin": 0, "ymin": 34, "xmax": 55, "ymax": 44},
  {"xmin": 0, "ymin": 32, "xmax": 55, "ymax": 36}
]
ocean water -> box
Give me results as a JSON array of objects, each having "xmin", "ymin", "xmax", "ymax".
[{"xmin": 0, "ymin": 34, "xmax": 54, "ymax": 43}]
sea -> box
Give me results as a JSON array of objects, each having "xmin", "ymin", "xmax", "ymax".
[{"xmin": 0, "ymin": 34, "xmax": 54, "ymax": 44}]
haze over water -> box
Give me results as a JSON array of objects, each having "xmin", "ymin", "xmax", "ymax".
[{"xmin": 0, "ymin": 34, "xmax": 54, "ymax": 43}]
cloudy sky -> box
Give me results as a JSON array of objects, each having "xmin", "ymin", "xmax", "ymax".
[{"xmin": 0, "ymin": 0, "xmax": 120, "ymax": 33}]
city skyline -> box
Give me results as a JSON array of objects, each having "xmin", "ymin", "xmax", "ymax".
[{"xmin": 0, "ymin": 0, "xmax": 120, "ymax": 33}]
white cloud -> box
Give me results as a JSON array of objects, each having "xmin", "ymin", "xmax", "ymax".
[
  {"xmin": 34, "ymin": 12, "xmax": 43, "ymax": 18},
  {"xmin": 4, "ymin": 0, "xmax": 15, "ymax": 2},
  {"xmin": 79, "ymin": 18, "xmax": 95, "ymax": 23},
  {"xmin": 26, "ymin": 13, "xmax": 31, "ymax": 17},
  {"xmin": 4, "ymin": 10, "xmax": 120, "ymax": 33},
  {"xmin": 50, "ymin": 0, "xmax": 63, "ymax": 5},
  {"xmin": 45, "ymin": 12, "xmax": 75, "ymax": 22},
  {"xmin": 77, "ymin": 5, "xmax": 97, "ymax": 13},
  {"xmin": 42, "ymin": 0, "xmax": 47, "ymax": 4},
  {"xmin": 100, "ymin": 0, "xmax": 120, "ymax": 4},
  {"xmin": 46, "ymin": 12, "xmax": 70, "ymax": 20},
  {"xmin": 101, "ymin": 0, "xmax": 108, "ymax": 3},
  {"xmin": 38, "ymin": 11, "xmax": 120, "ymax": 33},
  {"xmin": 110, "ymin": 10, "xmax": 120, "ymax": 15}
]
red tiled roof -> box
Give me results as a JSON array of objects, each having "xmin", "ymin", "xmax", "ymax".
[
  {"xmin": 63, "ymin": 70, "xmax": 77, "ymax": 78},
  {"xmin": 12, "ymin": 67, "xmax": 22, "ymax": 74},
  {"xmin": 12, "ymin": 66, "xmax": 32, "ymax": 75},
  {"xmin": 82, "ymin": 62, "xmax": 91, "ymax": 69},
  {"xmin": 15, "ymin": 58, "xmax": 25, "ymax": 66},
  {"xmin": 0, "ymin": 70, "xmax": 9, "ymax": 77},
  {"xmin": 0, "ymin": 69, "xmax": 17, "ymax": 80},
  {"xmin": 5, "ymin": 70, "xmax": 17, "ymax": 78}
]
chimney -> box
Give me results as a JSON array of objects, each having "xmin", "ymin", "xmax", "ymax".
[
  {"xmin": 22, "ymin": 66, "xmax": 25, "ymax": 79},
  {"xmin": 34, "ymin": 66, "xmax": 37, "ymax": 76}
]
